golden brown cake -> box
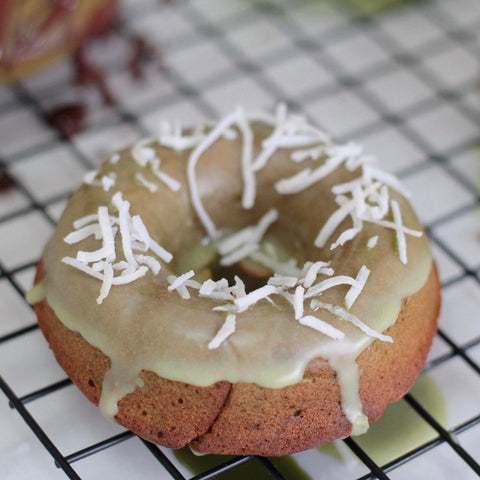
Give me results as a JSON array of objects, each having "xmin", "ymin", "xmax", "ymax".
[{"xmin": 28, "ymin": 106, "xmax": 440, "ymax": 456}]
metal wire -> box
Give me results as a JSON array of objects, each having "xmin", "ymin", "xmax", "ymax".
[{"xmin": 1, "ymin": 0, "xmax": 480, "ymax": 478}]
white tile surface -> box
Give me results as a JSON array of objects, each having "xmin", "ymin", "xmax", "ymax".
[
  {"xmin": 0, "ymin": 329, "xmax": 66, "ymax": 397},
  {"xmin": 166, "ymin": 41, "xmax": 235, "ymax": 85},
  {"xmin": 202, "ymin": 75, "xmax": 274, "ymax": 115},
  {"xmin": 191, "ymin": 0, "xmax": 253, "ymax": 22},
  {"xmin": 127, "ymin": 8, "xmax": 194, "ymax": 48},
  {"xmin": 361, "ymin": 125, "xmax": 425, "ymax": 173},
  {"xmin": 74, "ymin": 436, "xmax": 171, "ymax": 480},
  {"xmin": 432, "ymin": 0, "xmax": 480, "ymax": 27},
  {"xmin": 421, "ymin": 46, "xmax": 479, "ymax": 90},
  {"xmin": 73, "ymin": 122, "xmax": 141, "ymax": 168},
  {"xmin": 108, "ymin": 67, "xmax": 176, "ymax": 113},
  {"xmin": 449, "ymin": 148, "xmax": 480, "ymax": 191},
  {"xmin": 21, "ymin": 58, "xmax": 75, "ymax": 96},
  {"xmin": 431, "ymin": 241, "xmax": 464, "ymax": 284},
  {"xmin": 27, "ymin": 386, "xmax": 126, "ymax": 455},
  {"xmin": 12, "ymin": 266, "xmax": 37, "ymax": 295},
  {"xmin": 305, "ymin": 89, "xmax": 379, "ymax": 139},
  {"xmin": 388, "ymin": 442, "xmax": 477, "ymax": 480},
  {"xmin": 0, "ymin": 397, "xmax": 67, "ymax": 480},
  {"xmin": 45, "ymin": 199, "xmax": 69, "ymax": 223},
  {"xmin": 366, "ymin": 70, "xmax": 433, "ymax": 113},
  {"xmin": 0, "ymin": 86, "xmax": 19, "ymax": 106},
  {"xmin": 458, "ymin": 421, "xmax": 480, "ymax": 469},
  {"xmin": 433, "ymin": 207, "xmax": 480, "ymax": 271},
  {"xmin": 426, "ymin": 356, "xmax": 480, "ymax": 430},
  {"xmin": 140, "ymin": 101, "xmax": 207, "ymax": 134},
  {"xmin": 403, "ymin": 163, "xmax": 475, "ymax": 224},
  {"xmin": 0, "ymin": 211, "xmax": 53, "ymax": 271},
  {"xmin": 262, "ymin": 53, "xmax": 334, "ymax": 97},
  {"xmin": 225, "ymin": 18, "xmax": 292, "ymax": 60},
  {"xmin": 408, "ymin": 104, "xmax": 479, "ymax": 153},
  {"xmin": 0, "ymin": 185, "xmax": 30, "ymax": 219},
  {"xmin": 378, "ymin": 9, "xmax": 444, "ymax": 50},
  {"xmin": 438, "ymin": 278, "xmax": 480, "ymax": 346},
  {"xmin": 0, "ymin": 279, "xmax": 36, "ymax": 336},
  {"xmin": 326, "ymin": 34, "xmax": 390, "ymax": 74},
  {"xmin": 9, "ymin": 146, "xmax": 87, "ymax": 203},
  {"xmin": 0, "ymin": 108, "xmax": 56, "ymax": 159},
  {"xmin": 426, "ymin": 334, "xmax": 452, "ymax": 364},
  {"xmin": 286, "ymin": 2, "xmax": 347, "ymax": 37}
]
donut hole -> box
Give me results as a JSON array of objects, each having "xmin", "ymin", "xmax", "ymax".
[{"xmin": 164, "ymin": 131, "xmax": 338, "ymax": 290}]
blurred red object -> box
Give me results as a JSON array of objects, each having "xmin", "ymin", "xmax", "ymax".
[{"xmin": 0, "ymin": 0, "xmax": 117, "ymax": 82}]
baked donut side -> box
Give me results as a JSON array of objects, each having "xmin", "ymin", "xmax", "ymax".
[
  {"xmin": 34, "ymin": 263, "xmax": 232, "ymax": 449},
  {"xmin": 34, "ymin": 262, "xmax": 439, "ymax": 456},
  {"xmin": 191, "ymin": 264, "xmax": 440, "ymax": 456}
]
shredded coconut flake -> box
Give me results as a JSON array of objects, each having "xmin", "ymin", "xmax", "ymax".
[
  {"xmin": 110, "ymin": 153, "xmax": 120, "ymax": 164},
  {"xmin": 248, "ymin": 250, "xmax": 300, "ymax": 277},
  {"xmin": 187, "ymin": 109, "xmax": 244, "ymax": 239},
  {"xmin": 96, "ymin": 262, "xmax": 113, "ymax": 304},
  {"xmin": 148, "ymin": 239, "xmax": 173, "ymax": 263},
  {"xmin": 330, "ymin": 227, "xmax": 361, "ymax": 250},
  {"xmin": 291, "ymin": 146, "xmax": 324, "ymax": 163},
  {"xmin": 64, "ymin": 224, "xmax": 100, "ymax": 244},
  {"xmin": 390, "ymin": 199, "xmax": 407, "ymax": 264},
  {"xmin": 294, "ymin": 285, "xmax": 304, "ymax": 320},
  {"xmin": 299, "ymin": 315, "xmax": 345, "ymax": 339},
  {"xmin": 101, "ymin": 174, "xmax": 116, "ymax": 192},
  {"xmin": 168, "ymin": 270, "xmax": 195, "ymax": 292},
  {"xmin": 83, "ymin": 170, "xmax": 97, "ymax": 185},
  {"xmin": 275, "ymin": 156, "xmax": 346, "ymax": 195},
  {"xmin": 305, "ymin": 275, "xmax": 356, "ymax": 299},
  {"xmin": 367, "ymin": 235, "xmax": 378, "ymax": 249},
  {"xmin": 344, "ymin": 265, "xmax": 370, "ymax": 309},
  {"xmin": 220, "ymin": 242, "xmax": 259, "ymax": 266},
  {"xmin": 237, "ymin": 111, "xmax": 255, "ymax": 209},
  {"xmin": 63, "ymin": 191, "xmax": 172, "ymax": 303},
  {"xmin": 208, "ymin": 314, "xmax": 236, "ymax": 349},
  {"xmin": 135, "ymin": 255, "xmax": 161, "ymax": 275},
  {"xmin": 135, "ymin": 172, "xmax": 158, "ymax": 193},
  {"xmin": 150, "ymin": 159, "xmax": 181, "ymax": 192},
  {"xmin": 234, "ymin": 285, "xmax": 277, "ymax": 312},
  {"xmin": 73, "ymin": 213, "xmax": 100, "ymax": 229},
  {"xmin": 268, "ymin": 274, "xmax": 298, "ymax": 288},
  {"xmin": 311, "ymin": 300, "xmax": 392, "ymax": 342},
  {"xmin": 217, "ymin": 209, "xmax": 278, "ymax": 266}
]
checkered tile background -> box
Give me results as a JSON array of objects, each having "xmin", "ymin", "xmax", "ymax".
[{"xmin": 1, "ymin": 0, "xmax": 480, "ymax": 478}]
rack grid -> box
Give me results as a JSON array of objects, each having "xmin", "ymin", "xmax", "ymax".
[{"xmin": 1, "ymin": 0, "xmax": 480, "ymax": 478}]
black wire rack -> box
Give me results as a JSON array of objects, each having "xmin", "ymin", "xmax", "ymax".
[{"xmin": 1, "ymin": 0, "xmax": 480, "ymax": 478}]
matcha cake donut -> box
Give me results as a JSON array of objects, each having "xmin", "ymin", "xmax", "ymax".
[{"xmin": 29, "ymin": 105, "xmax": 440, "ymax": 456}]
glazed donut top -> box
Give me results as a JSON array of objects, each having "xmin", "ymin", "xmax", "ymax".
[{"xmin": 31, "ymin": 106, "xmax": 431, "ymax": 434}]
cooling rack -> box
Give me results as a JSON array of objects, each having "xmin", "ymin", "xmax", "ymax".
[{"xmin": 1, "ymin": 0, "xmax": 480, "ymax": 478}]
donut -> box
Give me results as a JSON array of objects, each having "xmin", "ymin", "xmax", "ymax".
[
  {"xmin": 0, "ymin": 0, "xmax": 117, "ymax": 82},
  {"xmin": 28, "ymin": 105, "xmax": 440, "ymax": 456}
]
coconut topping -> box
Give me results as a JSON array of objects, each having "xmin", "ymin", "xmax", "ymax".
[
  {"xmin": 83, "ymin": 170, "xmax": 117, "ymax": 192},
  {"xmin": 135, "ymin": 172, "xmax": 158, "ymax": 193},
  {"xmin": 62, "ymin": 106, "xmax": 424, "ymax": 351},
  {"xmin": 62, "ymin": 191, "xmax": 172, "ymax": 304},
  {"xmin": 62, "ymin": 105, "xmax": 421, "ymax": 349},
  {"xmin": 208, "ymin": 313, "xmax": 236, "ymax": 350}
]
